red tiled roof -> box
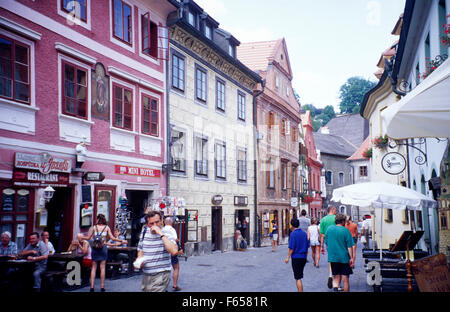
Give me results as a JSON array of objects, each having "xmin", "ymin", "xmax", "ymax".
[
  {"xmin": 237, "ymin": 39, "xmax": 283, "ymax": 72},
  {"xmin": 346, "ymin": 136, "xmax": 370, "ymax": 161}
]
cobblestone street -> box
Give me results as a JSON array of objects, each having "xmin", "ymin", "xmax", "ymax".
[{"xmin": 70, "ymin": 242, "xmax": 370, "ymax": 292}]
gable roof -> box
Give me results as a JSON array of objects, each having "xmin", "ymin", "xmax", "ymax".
[
  {"xmin": 237, "ymin": 38, "xmax": 292, "ymax": 78},
  {"xmin": 313, "ymin": 132, "xmax": 357, "ymax": 157},
  {"xmin": 319, "ymin": 114, "xmax": 368, "ymax": 149},
  {"xmin": 346, "ymin": 136, "xmax": 370, "ymax": 161}
]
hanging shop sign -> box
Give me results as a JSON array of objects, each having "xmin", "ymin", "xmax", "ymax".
[
  {"xmin": 114, "ymin": 165, "xmax": 161, "ymax": 177},
  {"xmin": 381, "ymin": 152, "xmax": 406, "ymax": 175},
  {"xmin": 13, "ymin": 169, "xmax": 69, "ymax": 187},
  {"xmin": 211, "ymin": 194, "xmax": 223, "ymax": 205},
  {"xmin": 15, "ymin": 152, "xmax": 71, "ymax": 174},
  {"xmin": 234, "ymin": 196, "xmax": 248, "ymax": 206},
  {"xmin": 83, "ymin": 171, "xmax": 105, "ymax": 182},
  {"xmin": 290, "ymin": 197, "xmax": 298, "ymax": 207}
]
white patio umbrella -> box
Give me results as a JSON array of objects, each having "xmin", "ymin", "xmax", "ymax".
[
  {"xmin": 331, "ymin": 181, "xmax": 437, "ymax": 260},
  {"xmin": 381, "ymin": 57, "xmax": 450, "ymax": 139}
]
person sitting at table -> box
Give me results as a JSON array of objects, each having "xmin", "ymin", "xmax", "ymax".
[
  {"xmin": 106, "ymin": 229, "xmax": 129, "ymax": 273},
  {"xmin": 20, "ymin": 232, "xmax": 49, "ymax": 292},
  {"xmin": 1, "ymin": 231, "xmax": 18, "ymax": 257},
  {"xmin": 68, "ymin": 234, "xmax": 92, "ymax": 268},
  {"xmin": 41, "ymin": 231, "xmax": 55, "ymax": 255},
  {"xmin": 0, "ymin": 231, "xmax": 19, "ymax": 284}
]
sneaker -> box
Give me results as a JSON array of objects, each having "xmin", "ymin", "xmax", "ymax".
[{"xmin": 327, "ymin": 277, "xmax": 333, "ymax": 289}]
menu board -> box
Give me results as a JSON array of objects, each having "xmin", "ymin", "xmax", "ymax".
[{"xmin": 2, "ymin": 189, "xmax": 15, "ymax": 211}]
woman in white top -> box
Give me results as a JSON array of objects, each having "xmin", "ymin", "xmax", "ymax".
[
  {"xmin": 307, "ymin": 218, "xmax": 321, "ymax": 268},
  {"xmin": 81, "ymin": 214, "xmax": 126, "ymax": 292}
]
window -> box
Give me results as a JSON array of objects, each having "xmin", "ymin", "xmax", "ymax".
[
  {"xmin": 326, "ymin": 170, "xmax": 332, "ymax": 185},
  {"xmin": 421, "ymin": 175, "xmax": 426, "ymax": 195},
  {"xmin": 113, "ymin": 83, "xmax": 133, "ymax": 130},
  {"xmin": 195, "ymin": 65, "xmax": 207, "ymax": 102},
  {"xmin": 291, "ymin": 126, "xmax": 296, "ymax": 142},
  {"xmin": 142, "ymin": 94, "xmax": 158, "ymax": 136},
  {"xmin": 281, "ymin": 162, "xmax": 288, "ymax": 190},
  {"xmin": 415, "ymin": 63, "xmax": 420, "ymax": 85},
  {"xmin": 188, "ymin": 11, "xmax": 196, "ymax": 27},
  {"xmin": 113, "ymin": 0, "xmax": 132, "ymax": 44},
  {"xmin": 384, "ymin": 208, "xmax": 393, "ymax": 222},
  {"xmin": 228, "ymin": 44, "xmax": 234, "ymax": 57},
  {"xmin": 0, "ymin": 185, "xmax": 34, "ymax": 251},
  {"xmin": 269, "ymin": 111, "xmax": 275, "ymax": 129},
  {"xmin": 237, "ymin": 91, "xmax": 245, "ymax": 121},
  {"xmin": 172, "ymin": 52, "xmax": 185, "ymax": 91},
  {"xmin": 359, "ymin": 166, "xmax": 368, "ymax": 177},
  {"xmin": 439, "ymin": 0, "xmax": 448, "ymax": 56},
  {"xmin": 205, "ymin": 25, "xmax": 212, "ymax": 39},
  {"xmin": 267, "ymin": 158, "xmax": 275, "ymax": 188},
  {"xmin": 216, "ymin": 78, "xmax": 225, "ymax": 111},
  {"xmin": 141, "ymin": 13, "xmax": 158, "ymax": 58},
  {"xmin": 425, "ymin": 33, "xmax": 431, "ymax": 65},
  {"xmin": 195, "ymin": 136, "xmax": 208, "ymax": 176},
  {"xmin": 0, "ymin": 36, "xmax": 30, "ymax": 104},
  {"xmin": 292, "ymin": 166, "xmax": 298, "ymax": 192},
  {"xmin": 416, "ymin": 210, "xmax": 423, "ymax": 228},
  {"xmin": 281, "ymin": 119, "xmax": 286, "ymax": 136},
  {"xmin": 170, "ymin": 130, "xmax": 186, "ymax": 173},
  {"xmin": 61, "ymin": 0, "xmax": 87, "ymax": 22},
  {"xmin": 237, "ymin": 148, "xmax": 247, "ymax": 182},
  {"xmin": 440, "ymin": 212, "xmax": 448, "ymax": 230},
  {"xmin": 275, "ymin": 76, "xmax": 280, "ymax": 88},
  {"xmin": 62, "ymin": 61, "xmax": 87, "ymax": 119},
  {"xmin": 338, "ymin": 172, "xmax": 344, "ymax": 185},
  {"xmin": 215, "ymin": 141, "xmax": 226, "ymax": 179}
]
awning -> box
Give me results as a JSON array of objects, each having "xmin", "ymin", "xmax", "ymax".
[{"xmin": 381, "ymin": 57, "xmax": 450, "ymax": 139}]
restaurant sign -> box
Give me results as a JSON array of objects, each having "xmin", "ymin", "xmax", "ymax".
[
  {"xmin": 15, "ymin": 152, "xmax": 71, "ymax": 174},
  {"xmin": 114, "ymin": 165, "xmax": 161, "ymax": 177},
  {"xmin": 13, "ymin": 169, "xmax": 70, "ymax": 187}
]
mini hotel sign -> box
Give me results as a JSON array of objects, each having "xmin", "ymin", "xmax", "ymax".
[
  {"xmin": 13, "ymin": 152, "xmax": 71, "ymax": 187},
  {"xmin": 114, "ymin": 165, "xmax": 161, "ymax": 177}
]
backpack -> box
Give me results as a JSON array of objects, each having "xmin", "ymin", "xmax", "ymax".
[
  {"xmin": 239, "ymin": 239, "xmax": 247, "ymax": 249},
  {"xmin": 92, "ymin": 225, "xmax": 106, "ymax": 249}
]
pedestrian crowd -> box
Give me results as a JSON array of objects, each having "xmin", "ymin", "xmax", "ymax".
[{"xmin": 285, "ymin": 206, "xmax": 368, "ymax": 292}]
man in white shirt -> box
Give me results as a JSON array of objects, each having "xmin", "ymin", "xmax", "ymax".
[
  {"xmin": 162, "ymin": 217, "xmax": 181, "ymax": 291},
  {"xmin": 41, "ymin": 231, "xmax": 55, "ymax": 255},
  {"xmin": 361, "ymin": 216, "xmax": 372, "ymax": 249}
]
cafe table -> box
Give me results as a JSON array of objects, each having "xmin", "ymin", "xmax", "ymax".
[
  {"xmin": 0, "ymin": 258, "xmax": 35, "ymax": 292},
  {"xmin": 48, "ymin": 252, "xmax": 84, "ymax": 271}
]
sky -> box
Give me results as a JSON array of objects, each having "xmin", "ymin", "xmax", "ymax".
[{"xmin": 193, "ymin": 0, "xmax": 406, "ymax": 111}]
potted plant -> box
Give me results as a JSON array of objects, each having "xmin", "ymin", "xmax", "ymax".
[
  {"xmin": 373, "ymin": 135, "xmax": 389, "ymax": 149},
  {"xmin": 363, "ymin": 147, "xmax": 372, "ymax": 159}
]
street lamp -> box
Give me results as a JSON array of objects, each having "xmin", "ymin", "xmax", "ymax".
[
  {"xmin": 303, "ymin": 180, "xmax": 309, "ymax": 195},
  {"xmin": 43, "ymin": 186, "xmax": 55, "ymax": 202}
]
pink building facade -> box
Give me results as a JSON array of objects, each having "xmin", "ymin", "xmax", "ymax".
[
  {"xmin": 0, "ymin": 0, "xmax": 177, "ymax": 251},
  {"xmin": 301, "ymin": 111, "xmax": 323, "ymax": 220}
]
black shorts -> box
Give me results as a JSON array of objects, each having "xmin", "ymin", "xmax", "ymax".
[
  {"xmin": 291, "ymin": 258, "xmax": 307, "ymax": 280},
  {"xmin": 331, "ymin": 262, "xmax": 353, "ymax": 276},
  {"xmin": 171, "ymin": 255, "xmax": 179, "ymax": 265}
]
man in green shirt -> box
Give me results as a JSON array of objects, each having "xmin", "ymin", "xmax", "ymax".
[
  {"xmin": 325, "ymin": 214, "xmax": 355, "ymax": 292},
  {"xmin": 319, "ymin": 205, "xmax": 336, "ymax": 288}
]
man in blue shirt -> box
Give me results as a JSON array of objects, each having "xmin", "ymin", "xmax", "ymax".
[{"xmin": 285, "ymin": 218, "xmax": 310, "ymax": 292}]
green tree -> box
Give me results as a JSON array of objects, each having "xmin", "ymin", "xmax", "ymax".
[
  {"xmin": 338, "ymin": 77, "xmax": 376, "ymax": 114},
  {"xmin": 317, "ymin": 105, "xmax": 336, "ymax": 126},
  {"xmin": 302, "ymin": 104, "xmax": 317, "ymax": 118}
]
